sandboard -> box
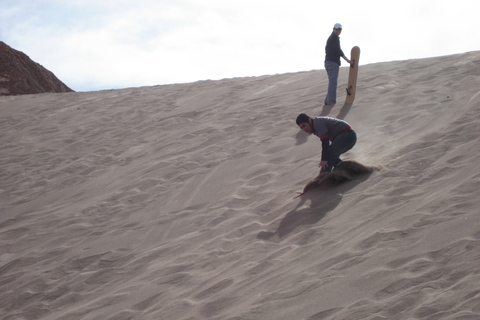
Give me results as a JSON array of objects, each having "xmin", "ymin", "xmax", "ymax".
[{"xmin": 345, "ymin": 46, "xmax": 360, "ymax": 104}]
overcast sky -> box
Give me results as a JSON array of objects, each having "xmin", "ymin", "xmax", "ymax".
[{"xmin": 1, "ymin": 0, "xmax": 479, "ymax": 92}]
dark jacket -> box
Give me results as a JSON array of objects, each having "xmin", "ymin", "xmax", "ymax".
[{"xmin": 325, "ymin": 32, "xmax": 344, "ymax": 65}]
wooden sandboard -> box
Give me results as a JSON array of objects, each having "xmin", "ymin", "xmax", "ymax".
[{"xmin": 345, "ymin": 46, "xmax": 360, "ymax": 104}]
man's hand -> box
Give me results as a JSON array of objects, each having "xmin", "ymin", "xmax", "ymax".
[
  {"xmin": 319, "ymin": 161, "xmax": 328, "ymax": 169},
  {"xmin": 342, "ymin": 55, "xmax": 353, "ymax": 66}
]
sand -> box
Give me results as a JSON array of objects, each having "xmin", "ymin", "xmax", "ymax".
[{"xmin": 1, "ymin": 51, "xmax": 480, "ymax": 320}]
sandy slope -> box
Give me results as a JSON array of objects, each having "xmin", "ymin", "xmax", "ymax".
[{"xmin": 1, "ymin": 51, "xmax": 480, "ymax": 320}]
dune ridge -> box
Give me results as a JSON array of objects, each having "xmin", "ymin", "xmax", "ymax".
[{"xmin": 1, "ymin": 51, "xmax": 480, "ymax": 319}]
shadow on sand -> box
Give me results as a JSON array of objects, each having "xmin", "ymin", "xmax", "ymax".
[
  {"xmin": 319, "ymin": 103, "xmax": 335, "ymax": 116},
  {"xmin": 319, "ymin": 102, "xmax": 353, "ymax": 120},
  {"xmin": 258, "ymin": 161, "xmax": 373, "ymax": 241},
  {"xmin": 336, "ymin": 103, "xmax": 353, "ymax": 120}
]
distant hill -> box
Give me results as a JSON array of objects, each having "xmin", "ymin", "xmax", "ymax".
[{"xmin": 0, "ymin": 41, "xmax": 74, "ymax": 95}]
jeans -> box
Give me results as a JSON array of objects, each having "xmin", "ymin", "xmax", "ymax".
[
  {"xmin": 321, "ymin": 129, "xmax": 357, "ymax": 173},
  {"xmin": 324, "ymin": 61, "xmax": 340, "ymax": 105}
]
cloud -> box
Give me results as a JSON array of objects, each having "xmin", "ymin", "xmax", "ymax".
[{"xmin": 1, "ymin": 0, "xmax": 480, "ymax": 91}]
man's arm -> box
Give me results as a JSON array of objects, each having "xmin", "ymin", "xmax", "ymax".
[
  {"xmin": 319, "ymin": 137, "xmax": 330, "ymax": 169},
  {"xmin": 342, "ymin": 55, "xmax": 353, "ymax": 65}
]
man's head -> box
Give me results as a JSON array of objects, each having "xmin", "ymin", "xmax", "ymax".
[
  {"xmin": 296, "ymin": 113, "xmax": 313, "ymax": 134},
  {"xmin": 333, "ymin": 23, "xmax": 342, "ymax": 35}
]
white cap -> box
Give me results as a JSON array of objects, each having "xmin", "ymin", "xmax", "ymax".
[{"xmin": 334, "ymin": 23, "xmax": 342, "ymax": 29}]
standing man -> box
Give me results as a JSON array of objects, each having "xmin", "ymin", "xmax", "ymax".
[
  {"xmin": 324, "ymin": 23, "xmax": 352, "ymax": 106},
  {"xmin": 296, "ymin": 113, "xmax": 357, "ymax": 173}
]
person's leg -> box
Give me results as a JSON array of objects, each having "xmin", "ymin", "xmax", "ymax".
[
  {"xmin": 324, "ymin": 61, "xmax": 339, "ymax": 105},
  {"xmin": 322, "ymin": 130, "xmax": 357, "ymax": 172}
]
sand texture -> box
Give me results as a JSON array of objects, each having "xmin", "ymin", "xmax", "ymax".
[{"xmin": 1, "ymin": 51, "xmax": 480, "ymax": 319}]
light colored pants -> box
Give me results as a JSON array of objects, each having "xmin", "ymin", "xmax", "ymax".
[{"xmin": 324, "ymin": 60, "xmax": 340, "ymax": 105}]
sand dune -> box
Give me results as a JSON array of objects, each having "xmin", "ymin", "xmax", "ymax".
[{"xmin": 1, "ymin": 51, "xmax": 480, "ymax": 319}]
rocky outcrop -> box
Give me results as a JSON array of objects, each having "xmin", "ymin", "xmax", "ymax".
[{"xmin": 0, "ymin": 41, "xmax": 74, "ymax": 95}]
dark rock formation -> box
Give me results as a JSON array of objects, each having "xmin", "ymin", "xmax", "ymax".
[{"xmin": 0, "ymin": 41, "xmax": 74, "ymax": 95}]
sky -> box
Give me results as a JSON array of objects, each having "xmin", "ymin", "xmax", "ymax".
[{"xmin": 1, "ymin": 0, "xmax": 479, "ymax": 92}]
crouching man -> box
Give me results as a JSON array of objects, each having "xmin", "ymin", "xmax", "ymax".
[{"xmin": 296, "ymin": 113, "xmax": 357, "ymax": 173}]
